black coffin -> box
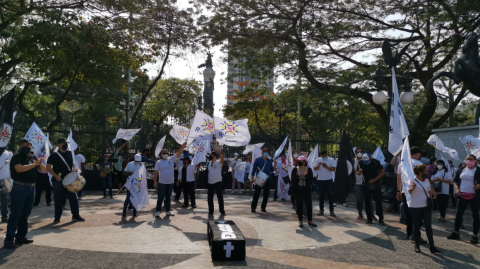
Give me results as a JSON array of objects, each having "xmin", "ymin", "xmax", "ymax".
[{"xmin": 207, "ymin": 220, "xmax": 246, "ymax": 261}]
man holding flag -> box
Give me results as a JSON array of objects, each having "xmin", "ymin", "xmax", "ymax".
[
  {"xmin": 122, "ymin": 154, "xmax": 149, "ymax": 218},
  {"xmin": 251, "ymin": 148, "xmax": 276, "ymax": 213}
]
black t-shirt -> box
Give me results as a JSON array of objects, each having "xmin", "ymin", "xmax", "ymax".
[
  {"xmin": 10, "ymin": 154, "xmax": 37, "ymax": 184},
  {"xmin": 47, "ymin": 151, "xmax": 74, "ymax": 179},
  {"xmin": 359, "ymin": 158, "xmax": 383, "ymax": 187}
]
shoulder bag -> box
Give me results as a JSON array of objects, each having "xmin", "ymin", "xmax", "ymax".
[{"xmin": 254, "ymin": 161, "xmax": 269, "ymax": 187}]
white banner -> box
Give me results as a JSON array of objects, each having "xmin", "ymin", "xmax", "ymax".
[
  {"xmin": 155, "ymin": 135, "xmax": 167, "ymax": 158},
  {"xmin": 214, "ymin": 116, "xmax": 251, "ymax": 147},
  {"xmin": 372, "ymin": 146, "xmax": 386, "ymax": 165},
  {"xmin": 307, "ymin": 144, "xmax": 318, "ymax": 177},
  {"xmin": 112, "ymin": 128, "xmax": 141, "ymax": 144},
  {"xmin": 249, "ymin": 146, "xmax": 262, "ymax": 176},
  {"xmin": 460, "ymin": 135, "xmax": 480, "ymax": 157},
  {"xmin": 401, "ymin": 137, "xmax": 415, "ymax": 201},
  {"xmin": 235, "ymin": 162, "xmax": 246, "ymax": 183},
  {"xmin": 192, "ymin": 140, "xmax": 210, "ymax": 165},
  {"xmin": 169, "ymin": 124, "xmax": 190, "ymax": 144},
  {"xmin": 273, "ymin": 136, "xmax": 288, "ymax": 159},
  {"xmin": 124, "ymin": 164, "xmax": 149, "ymax": 211},
  {"xmin": 388, "ymin": 68, "xmax": 410, "ymax": 155},
  {"xmin": 189, "ymin": 110, "xmax": 214, "ymax": 142},
  {"xmin": 67, "ymin": 128, "xmax": 81, "ymax": 173},
  {"xmin": 25, "ymin": 122, "xmax": 48, "ymax": 157},
  {"xmin": 243, "ymin": 143, "xmax": 265, "ymax": 155},
  {"xmin": 277, "ymin": 176, "xmax": 290, "ymax": 200},
  {"xmin": 427, "ymin": 134, "xmax": 460, "ymax": 160},
  {"xmin": 287, "ymin": 140, "xmax": 294, "ymax": 180}
]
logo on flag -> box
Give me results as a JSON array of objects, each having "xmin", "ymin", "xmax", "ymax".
[
  {"xmin": 221, "ymin": 121, "xmax": 239, "ymax": 135},
  {"xmin": 0, "ymin": 124, "xmax": 11, "ymax": 145},
  {"xmin": 177, "ymin": 129, "xmax": 189, "ymax": 138},
  {"xmin": 30, "ymin": 130, "xmax": 45, "ymax": 144},
  {"xmin": 134, "ymin": 175, "xmax": 146, "ymax": 192},
  {"xmin": 200, "ymin": 119, "xmax": 215, "ymax": 133}
]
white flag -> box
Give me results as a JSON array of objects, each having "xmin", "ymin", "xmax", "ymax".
[
  {"xmin": 372, "ymin": 146, "xmax": 386, "ymax": 165},
  {"xmin": 287, "ymin": 140, "xmax": 294, "ymax": 179},
  {"xmin": 401, "ymin": 137, "xmax": 415, "ymax": 200},
  {"xmin": 192, "ymin": 140, "xmax": 210, "ymax": 165},
  {"xmin": 307, "ymin": 144, "xmax": 318, "ymax": 177},
  {"xmin": 214, "ymin": 116, "xmax": 251, "ymax": 147},
  {"xmin": 169, "ymin": 124, "xmax": 190, "ymax": 144},
  {"xmin": 188, "ymin": 110, "xmax": 214, "ymax": 142},
  {"xmin": 243, "ymin": 143, "xmax": 265, "ymax": 155},
  {"xmin": 273, "ymin": 136, "xmax": 288, "ymax": 159},
  {"xmin": 25, "ymin": 122, "xmax": 48, "ymax": 157},
  {"xmin": 234, "ymin": 162, "xmax": 246, "ymax": 183},
  {"xmin": 277, "ymin": 176, "xmax": 290, "ymax": 200},
  {"xmin": 124, "ymin": 164, "xmax": 149, "ymax": 211},
  {"xmin": 112, "ymin": 128, "xmax": 141, "ymax": 144},
  {"xmin": 460, "ymin": 135, "xmax": 480, "ymax": 157},
  {"xmin": 249, "ymin": 146, "xmax": 263, "ymax": 176},
  {"xmin": 388, "ymin": 68, "xmax": 410, "ymax": 156},
  {"xmin": 427, "ymin": 134, "xmax": 460, "ymax": 160},
  {"xmin": 46, "ymin": 134, "xmax": 53, "ymax": 186},
  {"xmin": 155, "ymin": 135, "xmax": 167, "ymax": 158},
  {"xmin": 67, "ymin": 128, "xmax": 81, "ymax": 173}
]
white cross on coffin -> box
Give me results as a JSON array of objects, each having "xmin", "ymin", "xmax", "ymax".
[{"xmin": 224, "ymin": 242, "xmax": 234, "ymax": 258}]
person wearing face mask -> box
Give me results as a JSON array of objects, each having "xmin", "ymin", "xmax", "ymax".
[
  {"xmin": 251, "ymin": 148, "xmax": 276, "ymax": 213},
  {"xmin": 121, "ymin": 154, "xmax": 144, "ymax": 218},
  {"xmin": 447, "ymin": 154, "xmax": 480, "ymax": 244},
  {"xmin": 3, "ymin": 138, "xmax": 44, "ymax": 249},
  {"xmin": 427, "ymin": 158, "xmax": 437, "ymax": 180},
  {"xmin": 314, "ymin": 150, "xmax": 337, "ymax": 217},
  {"xmin": 408, "ymin": 164, "xmax": 440, "ymax": 254},
  {"xmin": 47, "ymin": 138, "xmax": 85, "ymax": 224},
  {"xmin": 97, "ymin": 154, "xmax": 113, "ymax": 199},
  {"xmin": 430, "ymin": 160, "xmax": 452, "ymax": 222},
  {"xmin": 447, "ymin": 160, "xmax": 457, "ymax": 209},
  {"xmin": 174, "ymin": 147, "xmax": 183, "ymax": 202},
  {"xmin": 359, "ymin": 153, "xmax": 386, "ymax": 226},
  {"xmin": 33, "ymin": 147, "xmax": 50, "ymax": 206},
  {"xmin": 207, "ymin": 149, "xmax": 226, "ymax": 216},
  {"xmin": 178, "ymin": 156, "xmax": 197, "ymax": 208},
  {"xmin": 353, "ymin": 148, "xmax": 365, "ymax": 219},
  {"xmin": 397, "ymin": 146, "xmax": 427, "ymax": 243},
  {"xmin": 291, "ymin": 156, "xmax": 317, "ymax": 228},
  {"xmin": 276, "ymin": 154, "xmax": 290, "ymax": 202},
  {"xmin": 243, "ymin": 155, "xmax": 253, "ymax": 194},
  {"xmin": 112, "ymin": 142, "xmax": 127, "ymax": 194},
  {"xmin": 153, "ymin": 142, "xmax": 187, "ymax": 218}
]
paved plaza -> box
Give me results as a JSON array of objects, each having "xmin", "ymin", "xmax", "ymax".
[{"xmin": 0, "ymin": 191, "xmax": 479, "ymax": 269}]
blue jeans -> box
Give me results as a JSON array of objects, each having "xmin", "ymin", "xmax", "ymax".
[
  {"xmin": 354, "ymin": 185, "xmax": 363, "ymax": 215},
  {"xmin": 0, "ymin": 191, "xmax": 9, "ymax": 220},
  {"xmin": 5, "ymin": 183, "xmax": 35, "ymax": 242},
  {"xmin": 156, "ymin": 183, "xmax": 173, "ymax": 212},
  {"xmin": 102, "ymin": 173, "xmax": 113, "ymax": 197},
  {"xmin": 123, "ymin": 190, "xmax": 136, "ymax": 216},
  {"xmin": 52, "ymin": 181, "xmax": 80, "ymax": 220}
]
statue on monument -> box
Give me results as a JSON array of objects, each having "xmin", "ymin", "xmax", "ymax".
[{"xmin": 198, "ymin": 51, "xmax": 213, "ymax": 69}]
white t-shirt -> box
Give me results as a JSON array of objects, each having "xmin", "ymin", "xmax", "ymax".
[
  {"xmin": 154, "ymin": 155, "xmax": 178, "ymax": 184},
  {"xmin": 178, "ymin": 164, "xmax": 196, "ymax": 182},
  {"xmin": 431, "ymin": 169, "xmax": 452, "ymax": 195},
  {"xmin": 124, "ymin": 161, "xmax": 143, "ymax": 174},
  {"xmin": 245, "ymin": 162, "xmax": 252, "ymax": 176},
  {"xmin": 276, "ymin": 159, "xmax": 288, "ymax": 178},
  {"xmin": 398, "ymin": 159, "xmax": 423, "ymax": 194},
  {"xmin": 208, "ymin": 160, "xmax": 223, "ymax": 184},
  {"xmin": 230, "ymin": 159, "xmax": 242, "ymax": 173},
  {"xmin": 459, "ymin": 168, "xmax": 476, "ymax": 194},
  {"xmin": 408, "ymin": 178, "xmax": 431, "ymax": 208},
  {"xmin": 353, "ymin": 159, "xmax": 363, "ymax": 185},
  {"xmin": 174, "ymin": 159, "xmax": 181, "ymax": 171},
  {"xmin": 315, "ymin": 157, "xmax": 336, "ymax": 180},
  {"xmin": 0, "ymin": 151, "xmax": 13, "ymax": 179}
]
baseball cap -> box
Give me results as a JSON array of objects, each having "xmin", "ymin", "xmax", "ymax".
[
  {"xmin": 362, "ymin": 153, "xmax": 370, "ymax": 161},
  {"xmin": 262, "ymin": 148, "xmax": 269, "ymax": 152},
  {"xmin": 57, "ymin": 137, "xmax": 67, "ymax": 144},
  {"xmin": 19, "ymin": 138, "xmax": 31, "ymax": 144},
  {"xmin": 134, "ymin": 154, "xmax": 142, "ymax": 162},
  {"xmin": 297, "ymin": 156, "xmax": 307, "ymax": 161}
]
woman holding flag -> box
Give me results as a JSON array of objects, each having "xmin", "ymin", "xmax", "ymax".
[{"xmin": 291, "ymin": 156, "xmax": 317, "ymax": 228}]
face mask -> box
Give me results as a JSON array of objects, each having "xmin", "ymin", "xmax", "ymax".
[
  {"xmin": 466, "ymin": 160, "xmax": 476, "ymax": 168},
  {"xmin": 20, "ymin": 147, "xmax": 31, "ymax": 155},
  {"xmin": 362, "ymin": 160, "xmax": 370, "ymax": 165},
  {"xmin": 263, "ymin": 152, "xmax": 269, "ymax": 157},
  {"xmin": 293, "ymin": 154, "xmax": 299, "ymax": 158},
  {"xmin": 162, "ymin": 154, "xmax": 169, "ymax": 160},
  {"xmin": 281, "ymin": 157, "xmax": 286, "ymax": 162},
  {"xmin": 322, "ymin": 157, "xmax": 327, "ymax": 160},
  {"xmin": 134, "ymin": 161, "xmax": 140, "ymax": 165},
  {"xmin": 297, "ymin": 161, "xmax": 304, "ymax": 166},
  {"xmin": 421, "ymin": 173, "xmax": 428, "ymax": 180},
  {"xmin": 61, "ymin": 144, "xmax": 68, "ymax": 150},
  {"xmin": 356, "ymin": 153, "xmax": 362, "ymax": 158},
  {"xmin": 207, "ymin": 155, "xmax": 213, "ymax": 160},
  {"xmin": 437, "ymin": 165, "xmax": 443, "ymax": 170}
]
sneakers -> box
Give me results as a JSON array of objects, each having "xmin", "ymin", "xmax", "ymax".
[
  {"xmin": 333, "ymin": 203, "xmax": 337, "ymax": 207},
  {"xmin": 366, "ymin": 220, "xmax": 373, "ymax": 224},
  {"xmin": 471, "ymin": 235, "xmax": 478, "ymax": 244},
  {"xmin": 330, "ymin": 211, "xmax": 336, "ymax": 217},
  {"xmin": 372, "ymin": 216, "xmax": 378, "ymax": 222},
  {"xmin": 357, "ymin": 214, "xmax": 363, "ymax": 219},
  {"xmin": 378, "ymin": 220, "xmax": 386, "ymax": 226},
  {"xmin": 192, "ymin": 205, "xmax": 197, "ymax": 208},
  {"xmin": 166, "ymin": 211, "xmax": 175, "ymax": 216},
  {"xmin": 182, "ymin": 204, "xmax": 188, "ymax": 208},
  {"xmin": 251, "ymin": 209, "xmax": 256, "ymax": 213},
  {"xmin": 53, "ymin": 219, "xmax": 60, "ymax": 224},
  {"xmin": 430, "ymin": 246, "xmax": 441, "ymax": 254},
  {"xmin": 72, "ymin": 216, "xmax": 85, "ymax": 222},
  {"xmin": 3, "ymin": 241, "xmax": 16, "ymax": 249},
  {"xmin": 261, "ymin": 209, "xmax": 267, "ymax": 213},
  {"xmin": 447, "ymin": 232, "xmax": 460, "ymax": 240},
  {"xmin": 121, "ymin": 214, "xmax": 127, "ymax": 219},
  {"xmin": 308, "ymin": 222, "xmax": 317, "ymax": 227},
  {"xmin": 15, "ymin": 238, "xmax": 33, "ymax": 244},
  {"xmin": 317, "ymin": 211, "xmax": 324, "ymax": 216},
  {"xmin": 154, "ymin": 211, "xmax": 161, "ymax": 217}
]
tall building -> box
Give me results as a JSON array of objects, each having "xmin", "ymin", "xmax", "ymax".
[{"xmin": 226, "ymin": 57, "xmax": 274, "ymax": 105}]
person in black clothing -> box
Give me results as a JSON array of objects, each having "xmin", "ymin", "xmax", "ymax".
[
  {"xmin": 46, "ymin": 137, "xmax": 85, "ymax": 224},
  {"xmin": 221, "ymin": 160, "xmax": 229, "ymax": 193},
  {"xmin": 178, "ymin": 156, "xmax": 197, "ymax": 208},
  {"xmin": 4, "ymin": 138, "xmax": 44, "ymax": 249},
  {"xmin": 34, "ymin": 147, "xmax": 51, "ymax": 206},
  {"xmin": 359, "ymin": 153, "xmax": 386, "ymax": 226},
  {"xmin": 291, "ymin": 156, "xmax": 317, "ymax": 228}
]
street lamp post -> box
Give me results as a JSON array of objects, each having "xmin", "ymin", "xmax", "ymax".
[
  {"xmin": 120, "ymin": 99, "xmax": 135, "ymax": 128},
  {"xmin": 274, "ymin": 105, "xmax": 287, "ymax": 138}
]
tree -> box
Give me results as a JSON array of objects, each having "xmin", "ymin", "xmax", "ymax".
[{"xmin": 199, "ymin": 0, "xmax": 480, "ymax": 146}]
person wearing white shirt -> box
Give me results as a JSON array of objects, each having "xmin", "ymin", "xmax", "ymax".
[
  {"xmin": 174, "ymin": 147, "xmax": 183, "ymax": 201},
  {"xmin": 0, "ymin": 150, "xmax": 13, "ymax": 222},
  {"xmin": 447, "ymin": 160, "xmax": 457, "ymax": 209},
  {"xmin": 122, "ymin": 154, "xmax": 143, "ymax": 218},
  {"xmin": 430, "ymin": 160, "xmax": 452, "ymax": 222},
  {"xmin": 111, "ymin": 142, "xmax": 127, "ymax": 194},
  {"xmin": 275, "ymin": 155, "xmax": 289, "ymax": 202},
  {"xmin": 243, "ymin": 155, "xmax": 253, "ymax": 194},
  {"xmin": 314, "ymin": 150, "xmax": 336, "ymax": 217},
  {"xmin": 230, "ymin": 153, "xmax": 242, "ymax": 193},
  {"xmin": 74, "ymin": 149, "xmax": 87, "ymax": 199},
  {"xmin": 207, "ymin": 149, "xmax": 226, "ymax": 216},
  {"xmin": 153, "ymin": 143, "xmax": 186, "ymax": 217},
  {"xmin": 178, "ymin": 157, "xmax": 197, "ymax": 208},
  {"xmin": 397, "ymin": 146, "xmax": 427, "ymax": 243},
  {"xmin": 353, "ymin": 148, "xmax": 365, "ymax": 219},
  {"xmin": 408, "ymin": 164, "xmax": 440, "ymax": 254}
]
